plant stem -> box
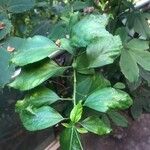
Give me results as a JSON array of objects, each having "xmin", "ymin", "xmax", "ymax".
[
  {"xmin": 60, "ymin": 98, "xmax": 73, "ymax": 101},
  {"xmin": 73, "ymin": 69, "xmax": 77, "ymax": 106}
]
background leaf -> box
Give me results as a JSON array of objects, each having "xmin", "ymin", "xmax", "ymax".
[
  {"xmin": 48, "ymin": 21, "xmax": 68, "ymax": 41},
  {"xmin": 0, "ymin": 19, "xmax": 12, "ymax": 40},
  {"xmin": 108, "ymin": 111, "xmax": 128, "ymax": 127},
  {"xmin": 0, "ymin": 48, "xmax": 14, "ymax": 88},
  {"xmin": 131, "ymin": 99, "xmax": 143, "ymax": 119},
  {"xmin": 0, "ymin": 0, "xmax": 35, "ymax": 14}
]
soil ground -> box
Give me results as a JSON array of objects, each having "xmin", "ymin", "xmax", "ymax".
[{"xmin": 84, "ymin": 114, "xmax": 150, "ymax": 150}]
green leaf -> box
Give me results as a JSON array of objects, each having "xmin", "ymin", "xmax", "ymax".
[
  {"xmin": 71, "ymin": 14, "xmax": 109, "ymax": 47},
  {"xmin": 101, "ymin": 114, "xmax": 111, "ymax": 128},
  {"xmin": 0, "ymin": 48, "xmax": 14, "ymax": 87},
  {"xmin": 0, "ymin": 0, "xmax": 35, "ymax": 14},
  {"xmin": 140, "ymin": 67, "xmax": 150, "ymax": 86},
  {"xmin": 0, "ymin": 12, "xmax": 8, "ymax": 20},
  {"xmin": 143, "ymin": 99, "xmax": 150, "ymax": 113},
  {"xmin": 3, "ymin": 37, "xmax": 25, "ymax": 49},
  {"xmin": 126, "ymin": 39, "xmax": 149, "ymax": 51},
  {"xmin": 49, "ymin": 21, "xmax": 68, "ymax": 41},
  {"xmin": 76, "ymin": 52, "xmax": 94, "ymax": 74},
  {"xmin": 11, "ymin": 36, "xmax": 59, "ymax": 66},
  {"xmin": 16, "ymin": 86, "xmax": 60, "ymax": 110},
  {"xmin": 70, "ymin": 101, "xmax": 83, "ymax": 123},
  {"xmin": 131, "ymin": 99, "xmax": 143, "ymax": 119},
  {"xmin": 62, "ymin": 123, "xmax": 72, "ymax": 128},
  {"xmin": 60, "ymin": 127, "xmax": 83, "ymax": 150},
  {"xmin": 113, "ymin": 82, "xmax": 126, "ymax": 89},
  {"xmin": 115, "ymin": 27, "xmax": 129, "ymax": 43},
  {"xmin": 69, "ymin": 12, "xmax": 80, "ymax": 31},
  {"xmin": 84, "ymin": 87, "xmax": 133, "ymax": 112},
  {"xmin": 130, "ymin": 49, "xmax": 150, "ymax": 71},
  {"xmin": 19, "ymin": 106, "xmax": 64, "ymax": 131},
  {"xmin": 120, "ymin": 38, "xmax": 150, "ymax": 82},
  {"xmin": 127, "ymin": 11, "xmax": 150, "ymax": 38},
  {"xmin": 120, "ymin": 49, "xmax": 139, "ymax": 82},
  {"xmin": 0, "ymin": 19, "xmax": 12, "ymax": 40},
  {"xmin": 9, "ymin": 59, "xmax": 68, "ymax": 91},
  {"xmin": 72, "ymin": 0, "xmax": 93, "ymax": 11},
  {"xmin": 80, "ymin": 116, "xmax": 112, "ymax": 135},
  {"xmin": 76, "ymin": 127, "xmax": 88, "ymax": 134},
  {"xmin": 59, "ymin": 38, "xmax": 75, "ymax": 55},
  {"xmin": 108, "ymin": 111, "xmax": 128, "ymax": 127},
  {"xmin": 76, "ymin": 73, "xmax": 110, "ymax": 101},
  {"xmin": 87, "ymin": 36, "xmax": 122, "ymax": 68}
]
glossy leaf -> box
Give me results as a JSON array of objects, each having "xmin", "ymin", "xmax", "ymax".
[
  {"xmin": 19, "ymin": 106, "xmax": 63, "ymax": 131},
  {"xmin": 80, "ymin": 116, "xmax": 112, "ymax": 135},
  {"xmin": 16, "ymin": 86, "xmax": 60, "ymax": 110},
  {"xmin": 84, "ymin": 87, "xmax": 133, "ymax": 112},
  {"xmin": 120, "ymin": 49, "xmax": 139, "ymax": 82},
  {"xmin": 60, "ymin": 127, "xmax": 83, "ymax": 150},
  {"xmin": 71, "ymin": 14, "xmax": 109, "ymax": 47},
  {"xmin": 11, "ymin": 35, "xmax": 59, "ymax": 66},
  {"xmin": 70, "ymin": 101, "xmax": 83, "ymax": 123},
  {"xmin": 0, "ymin": 19, "xmax": 12, "ymax": 40},
  {"xmin": 87, "ymin": 36, "xmax": 122, "ymax": 68},
  {"xmin": 9, "ymin": 59, "xmax": 68, "ymax": 91}
]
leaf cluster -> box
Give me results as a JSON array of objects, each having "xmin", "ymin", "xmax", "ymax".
[{"xmin": 0, "ymin": 0, "xmax": 150, "ymax": 149}]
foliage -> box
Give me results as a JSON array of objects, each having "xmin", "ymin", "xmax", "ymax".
[{"xmin": 0, "ymin": 0, "xmax": 150, "ymax": 149}]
